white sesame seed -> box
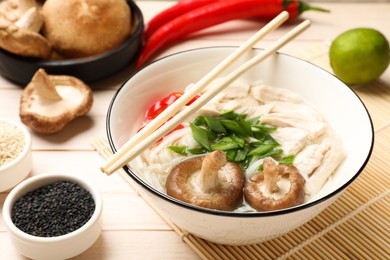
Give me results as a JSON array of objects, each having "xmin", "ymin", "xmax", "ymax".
[{"xmin": 0, "ymin": 121, "xmax": 25, "ymax": 167}]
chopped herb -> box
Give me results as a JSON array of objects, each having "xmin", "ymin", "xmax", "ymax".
[
  {"xmin": 211, "ymin": 142, "xmax": 240, "ymax": 151},
  {"xmin": 260, "ymin": 148, "xmax": 283, "ymax": 158},
  {"xmin": 252, "ymin": 124, "xmax": 277, "ymax": 132},
  {"xmin": 248, "ymin": 144, "xmax": 277, "ymax": 156},
  {"xmin": 204, "ymin": 116, "xmax": 226, "ymax": 134},
  {"xmin": 246, "ymin": 116, "xmax": 260, "ymax": 125},
  {"xmin": 188, "ymin": 147, "xmax": 208, "ymax": 154},
  {"xmin": 221, "ymin": 119, "xmax": 249, "ymax": 137},
  {"xmin": 253, "ymin": 131, "xmax": 278, "ymax": 145},
  {"xmin": 169, "ymin": 111, "xmax": 290, "ymax": 168},
  {"xmin": 226, "ymin": 150, "xmax": 237, "ymax": 161},
  {"xmin": 231, "ymin": 134, "xmax": 245, "ymax": 148},
  {"xmin": 220, "ymin": 110, "xmax": 238, "ymax": 119},
  {"xmin": 167, "ymin": 145, "xmax": 188, "ymax": 155},
  {"xmin": 279, "ymin": 155, "xmax": 295, "ymax": 164},
  {"xmin": 190, "ymin": 123, "xmax": 211, "ymax": 151},
  {"xmin": 238, "ymin": 116, "xmax": 253, "ymax": 137},
  {"xmin": 234, "ymin": 148, "xmax": 248, "ymax": 162}
]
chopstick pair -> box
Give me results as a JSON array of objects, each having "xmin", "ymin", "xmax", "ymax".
[{"xmin": 101, "ymin": 11, "xmax": 311, "ymax": 175}]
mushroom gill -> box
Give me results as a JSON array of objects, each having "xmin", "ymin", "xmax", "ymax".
[
  {"xmin": 0, "ymin": 5, "xmax": 52, "ymax": 58},
  {"xmin": 20, "ymin": 69, "xmax": 93, "ymax": 134},
  {"xmin": 244, "ymin": 158, "xmax": 306, "ymax": 211}
]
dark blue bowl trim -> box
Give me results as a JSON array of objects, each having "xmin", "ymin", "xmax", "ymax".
[{"xmin": 106, "ymin": 46, "xmax": 375, "ymax": 217}]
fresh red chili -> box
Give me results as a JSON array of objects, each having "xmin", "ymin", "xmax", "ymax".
[
  {"xmin": 136, "ymin": 0, "xmax": 328, "ymax": 68},
  {"xmin": 144, "ymin": 0, "xmax": 221, "ymax": 40}
]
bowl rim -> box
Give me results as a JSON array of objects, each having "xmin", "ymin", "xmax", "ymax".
[
  {"xmin": 0, "ymin": 118, "xmax": 32, "ymax": 171},
  {"xmin": 106, "ymin": 46, "xmax": 375, "ymax": 217},
  {"xmin": 2, "ymin": 173, "xmax": 103, "ymax": 243},
  {"xmin": 0, "ymin": 0, "xmax": 143, "ymax": 67}
]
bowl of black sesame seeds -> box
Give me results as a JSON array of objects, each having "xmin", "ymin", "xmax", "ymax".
[
  {"xmin": 0, "ymin": 118, "xmax": 32, "ymax": 192},
  {"xmin": 2, "ymin": 173, "xmax": 103, "ymax": 260}
]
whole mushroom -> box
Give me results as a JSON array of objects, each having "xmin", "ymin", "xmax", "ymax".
[
  {"xmin": 20, "ymin": 69, "xmax": 93, "ymax": 134},
  {"xmin": 0, "ymin": 3, "xmax": 52, "ymax": 58},
  {"xmin": 166, "ymin": 150, "xmax": 245, "ymax": 211},
  {"xmin": 244, "ymin": 158, "xmax": 306, "ymax": 211},
  {"xmin": 41, "ymin": 0, "xmax": 132, "ymax": 58},
  {"xmin": 0, "ymin": 0, "xmax": 40, "ymax": 22}
]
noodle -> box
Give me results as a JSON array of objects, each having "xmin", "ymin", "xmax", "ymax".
[{"xmin": 130, "ymin": 80, "xmax": 345, "ymax": 212}]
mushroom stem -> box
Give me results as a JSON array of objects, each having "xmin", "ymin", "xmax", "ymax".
[
  {"xmin": 263, "ymin": 158, "xmax": 280, "ymax": 193},
  {"xmin": 244, "ymin": 158, "xmax": 306, "ymax": 211},
  {"xmin": 14, "ymin": 7, "xmax": 43, "ymax": 32},
  {"xmin": 200, "ymin": 150, "xmax": 227, "ymax": 193},
  {"xmin": 18, "ymin": 0, "xmax": 39, "ymax": 13},
  {"xmin": 166, "ymin": 150, "xmax": 245, "ymax": 211},
  {"xmin": 32, "ymin": 69, "xmax": 62, "ymax": 101}
]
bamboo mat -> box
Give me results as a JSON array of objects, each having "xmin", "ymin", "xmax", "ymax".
[{"xmin": 92, "ymin": 126, "xmax": 390, "ymax": 259}]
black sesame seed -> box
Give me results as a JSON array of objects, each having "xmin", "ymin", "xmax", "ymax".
[{"xmin": 11, "ymin": 181, "xmax": 95, "ymax": 237}]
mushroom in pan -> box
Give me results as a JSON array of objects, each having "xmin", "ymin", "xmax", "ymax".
[
  {"xmin": 166, "ymin": 150, "xmax": 245, "ymax": 211},
  {"xmin": 244, "ymin": 158, "xmax": 306, "ymax": 211},
  {"xmin": 41, "ymin": 0, "xmax": 132, "ymax": 58},
  {"xmin": 0, "ymin": 4, "xmax": 52, "ymax": 58},
  {"xmin": 0, "ymin": 0, "xmax": 40, "ymax": 22},
  {"xmin": 20, "ymin": 69, "xmax": 93, "ymax": 134}
]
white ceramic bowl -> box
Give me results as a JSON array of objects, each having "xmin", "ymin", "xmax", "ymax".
[
  {"xmin": 2, "ymin": 173, "xmax": 103, "ymax": 259},
  {"xmin": 106, "ymin": 47, "xmax": 374, "ymax": 245},
  {"xmin": 0, "ymin": 118, "xmax": 32, "ymax": 192}
]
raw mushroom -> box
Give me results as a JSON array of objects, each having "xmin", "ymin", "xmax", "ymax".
[
  {"xmin": 0, "ymin": 6, "xmax": 52, "ymax": 58},
  {"xmin": 20, "ymin": 69, "xmax": 93, "ymax": 134},
  {"xmin": 166, "ymin": 150, "xmax": 245, "ymax": 211},
  {"xmin": 0, "ymin": 0, "xmax": 40, "ymax": 22},
  {"xmin": 41, "ymin": 0, "xmax": 132, "ymax": 58},
  {"xmin": 244, "ymin": 158, "xmax": 306, "ymax": 211}
]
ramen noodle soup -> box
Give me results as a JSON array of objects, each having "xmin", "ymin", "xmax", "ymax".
[{"xmin": 131, "ymin": 79, "xmax": 345, "ymax": 212}]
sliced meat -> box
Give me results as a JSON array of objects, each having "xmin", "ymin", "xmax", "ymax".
[
  {"xmin": 271, "ymin": 127, "xmax": 311, "ymax": 155},
  {"xmin": 294, "ymin": 138, "xmax": 345, "ymax": 194},
  {"xmin": 260, "ymin": 113, "xmax": 327, "ymax": 140},
  {"xmin": 251, "ymin": 85, "xmax": 303, "ymax": 104},
  {"xmin": 270, "ymin": 101, "xmax": 324, "ymax": 122}
]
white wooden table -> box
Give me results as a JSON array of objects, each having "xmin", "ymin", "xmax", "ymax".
[{"xmin": 1, "ymin": 1, "xmax": 389, "ymax": 259}]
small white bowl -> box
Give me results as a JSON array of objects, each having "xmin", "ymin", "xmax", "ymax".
[
  {"xmin": 0, "ymin": 118, "xmax": 32, "ymax": 192},
  {"xmin": 2, "ymin": 173, "xmax": 103, "ymax": 260},
  {"xmin": 106, "ymin": 47, "xmax": 374, "ymax": 245}
]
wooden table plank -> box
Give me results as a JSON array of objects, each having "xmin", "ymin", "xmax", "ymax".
[{"xmin": 1, "ymin": 2, "xmax": 390, "ymax": 259}]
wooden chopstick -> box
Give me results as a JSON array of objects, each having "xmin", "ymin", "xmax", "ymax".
[
  {"xmin": 102, "ymin": 16, "xmax": 311, "ymax": 176},
  {"xmin": 101, "ymin": 11, "xmax": 289, "ymax": 174}
]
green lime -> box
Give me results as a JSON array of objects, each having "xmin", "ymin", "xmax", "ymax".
[{"xmin": 329, "ymin": 28, "xmax": 390, "ymax": 85}]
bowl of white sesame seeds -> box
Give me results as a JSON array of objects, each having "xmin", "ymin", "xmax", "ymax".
[{"xmin": 0, "ymin": 118, "xmax": 32, "ymax": 192}]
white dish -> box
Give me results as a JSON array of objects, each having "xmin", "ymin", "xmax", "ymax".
[
  {"xmin": 0, "ymin": 118, "xmax": 32, "ymax": 192},
  {"xmin": 107, "ymin": 47, "xmax": 374, "ymax": 245},
  {"xmin": 2, "ymin": 173, "xmax": 103, "ymax": 259}
]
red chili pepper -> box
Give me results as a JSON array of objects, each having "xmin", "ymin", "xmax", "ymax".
[
  {"xmin": 136, "ymin": 0, "xmax": 329, "ymax": 68},
  {"xmin": 145, "ymin": 0, "xmax": 221, "ymax": 40}
]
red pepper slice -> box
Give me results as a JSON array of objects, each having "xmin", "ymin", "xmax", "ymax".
[
  {"xmin": 136, "ymin": 0, "xmax": 329, "ymax": 68},
  {"xmin": 145, "ymin": 92, "xmax": 183, "ymax": 121},
  {"xmin": 138, "ymin": 92, "xmax": 201, "ymax": 140}
]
